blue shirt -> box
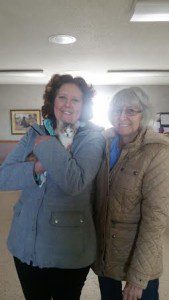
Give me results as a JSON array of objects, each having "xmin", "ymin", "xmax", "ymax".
[{"xmin": 110, "ymin": 135, "xmax": 121, "ymax": 169}]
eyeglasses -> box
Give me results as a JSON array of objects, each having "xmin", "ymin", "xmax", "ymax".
[{"xmin": 111, "ymin": 108, "xmax": 142, "ymax": 117}]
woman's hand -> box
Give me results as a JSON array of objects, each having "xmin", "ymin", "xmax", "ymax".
[
  {"xmin": 123, "ymin": 282, "xmax": 143, "ymax": 300},
  {"xmin": 34, "ymin": 136, "xmax": 51, "ymax": 147},
  {"xmin": 34, "ymin": 160, "xmax": 45, "ymax": 174},
  {"xmin": 26, "ymin": 153, "xmax": 37, "ymax": 162}
]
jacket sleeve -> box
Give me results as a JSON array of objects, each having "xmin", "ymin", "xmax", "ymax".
[
  {"xmin": 126, "ymin": 145, "xmax": 169, "ymax": 289},
  {"xmin": 0, "ymin": 130, "xmax": 36, "ymax": 190},
  {"xmin": 33, "ymin": 133, "xmax": 105, "ymax": 195}
]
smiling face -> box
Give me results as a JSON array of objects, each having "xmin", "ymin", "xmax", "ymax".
[
  {"xmin": 54, "ymin": 83, "xmax": 83, "ymax": 125},
  {"xmin": 110, "ymin": 104, "xmax": 143, "ymax": 143}
]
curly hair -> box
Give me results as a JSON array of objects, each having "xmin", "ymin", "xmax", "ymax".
[{"xmin": 42, "ymin": 74, "xmax": 95, "ymax": 128}]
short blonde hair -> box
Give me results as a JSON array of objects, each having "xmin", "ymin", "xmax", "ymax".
[{"xmin": 108, "ymin": 87, "xmax": 153, "ymax": 127}]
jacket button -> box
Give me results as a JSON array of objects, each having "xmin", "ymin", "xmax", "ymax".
[
  {"xmin": 133, "ymin": 170, "xmax": 138, "ymax": 175},
  {"xmin": 112, "ymin": 234, "xmax": 116, "ymax": 238}
]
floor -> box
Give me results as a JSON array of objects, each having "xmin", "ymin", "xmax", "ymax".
[{"xmin": 0, "ymin": 191, "xmax": 169, "ymax": 299}]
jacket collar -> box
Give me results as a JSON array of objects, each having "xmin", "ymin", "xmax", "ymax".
[{"xmin": 105, "ymin": 126, "xmax": 169, "ymax": 157}]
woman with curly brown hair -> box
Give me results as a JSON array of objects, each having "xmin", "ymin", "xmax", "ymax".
[{"xmin": 0, "ymin": 74, "xmax": 105, "ymax": 300}]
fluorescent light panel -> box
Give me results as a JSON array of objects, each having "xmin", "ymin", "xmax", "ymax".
[
  {"xmin": 107, "ymin": 70, "xmax": 169, "ymax": 77},
  {"xmin": 0, "ymin": 69, "xmax": 44, "ymax": 77},
  {"xmin": 131, "ymin": 0, "xmax": 169, "ymax": 22}
]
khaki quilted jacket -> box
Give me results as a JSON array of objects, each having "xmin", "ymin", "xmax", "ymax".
[{"xmin": 93, "ymin": 127, "xmax": 169, "ymax": 289}]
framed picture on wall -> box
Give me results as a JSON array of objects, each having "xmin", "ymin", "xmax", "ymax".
[
  {"xmin": 160, "ymin": 113, "xmax": 169, "ymax": 127},
  {"xmin": 10, "ymin": 109, "xmax": 41, "ymax": 135}
]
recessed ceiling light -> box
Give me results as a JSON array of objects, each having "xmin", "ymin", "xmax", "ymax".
[{"xmin": 48, "ymin": 34, "xmax": 76, "ymax": 45}]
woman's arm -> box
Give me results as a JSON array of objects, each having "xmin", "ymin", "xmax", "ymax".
[
  {"xmin": 33, "ymin": 132, "xmax": 105, "ymax": 195},
  {"xmin": 0, "ymin": 129, "xmax": 37, "ymax": 190},
  {"xmin": 126, "ymin": 145, "xmax": 169, "ymax": 289}
]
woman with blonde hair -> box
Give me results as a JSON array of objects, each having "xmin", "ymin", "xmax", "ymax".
[{"xmin": 94, "ymin": 87, "xmax": 169, "ymax": 300}]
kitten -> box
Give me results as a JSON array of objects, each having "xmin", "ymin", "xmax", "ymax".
[
  {"xmin": 26, "ymin": 122, "xmax": 76, "ymax": 163},
  {"xmin": 58, "ymin": 124, "xmax": 75, "ymax": 150},
  {"xmin": 26, "ymin": 122, "xmax": 76, "ymax": 187}
]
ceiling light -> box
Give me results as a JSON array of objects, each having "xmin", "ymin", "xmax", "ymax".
[
  {"xmin": 48, "ymin": 34, "xmax": 76, "ymax": 44},
  {"xmin": 130, "ymin": 0, "xmax": 169, "ymax": 22},
  {"xmin": 107, "ymin": 70, "xmax": 169, "ymax": 77},
  {"xmin": 0, "ymin": 69, "xmax": 44, "ymax": 77}
]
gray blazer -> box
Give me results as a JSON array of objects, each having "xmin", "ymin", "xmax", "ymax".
[{"xmin": 0, "ymin": 123, "xmax": 105, "ymax": 268}]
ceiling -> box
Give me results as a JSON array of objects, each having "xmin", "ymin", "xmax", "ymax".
[{"xmin": 1, "ymin": 0, "xmax": 169, "ymax": 85}]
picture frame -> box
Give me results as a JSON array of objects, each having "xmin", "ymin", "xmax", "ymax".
[
  {"xmin": 10, "ymin": 109, "xmax": 41, "ymax": 135},
  {"xmin": 159, "ymin": 112, "xmax": 169, "ymax": 127}
]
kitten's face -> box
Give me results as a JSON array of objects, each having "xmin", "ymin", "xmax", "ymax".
[
  {"xmin": 63, "ymin": 126, "xmax": 74, "ymax": 137},
  {"xmin": 59, "ymin": 126, "xmax": 75, "ymax": 149},
  {"xmin": 54, "ymin": 83, "xmax": 83, "ymax": 124}
]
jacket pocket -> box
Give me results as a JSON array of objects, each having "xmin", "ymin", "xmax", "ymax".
[
  {"xmin": 49, "ymin": 211, "xmax": 85, "ymax": 255},
  {"xmin": 50, "ymin": 211, "xmax": 85, "ymax": 227}
]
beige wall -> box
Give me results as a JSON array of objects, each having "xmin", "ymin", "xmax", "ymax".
[
  {"xmin": 95, "ymin": 85, "xmax": 169, "ymax": 112},
  {"xmin": 0, "ymin": 85, "xmax": 44, "ymax": 140},
  {"xmin": 0, "ymin": 84, "xmax": 169, "ymax": 140}
]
